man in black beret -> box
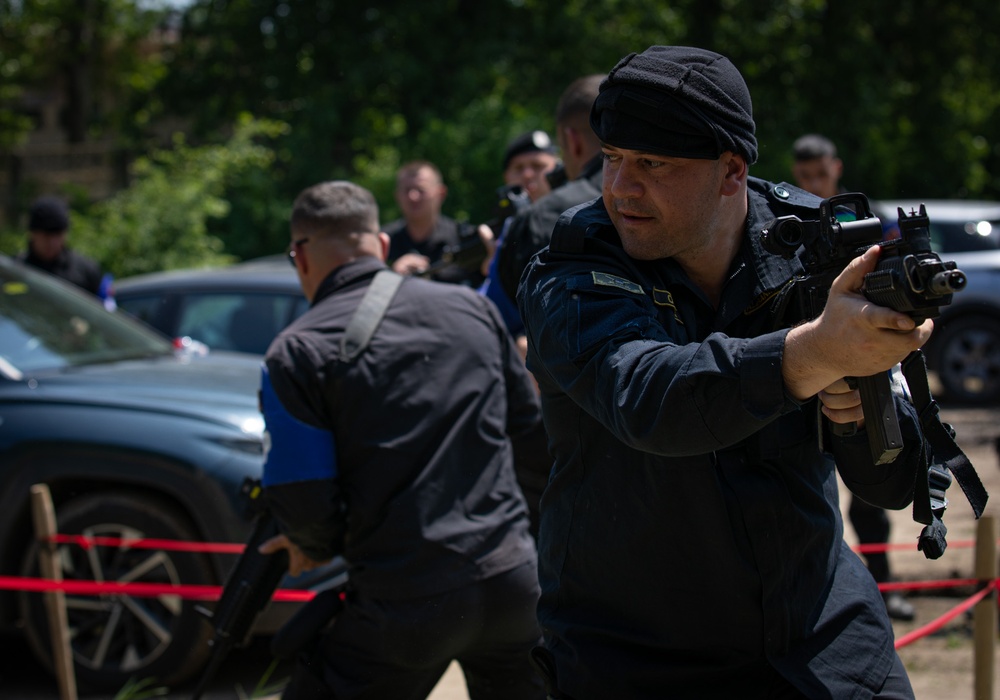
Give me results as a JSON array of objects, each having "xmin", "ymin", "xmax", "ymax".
[
  {"xmin": 518, "ymin": 46, "xmax": 931, "ymax": 698},
  {"xmin": 500, "ymin": 130, "xmax": 560, "ymax": 206},
  {"xmin": 17, "ymin": 195, "xmax": 105, "ymax": 298}
]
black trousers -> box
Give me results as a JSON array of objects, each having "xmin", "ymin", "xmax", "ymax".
[
  {"xmin": 282, "ymin": 561, "xmax": 545, "ymax": 700},
  {"xmin": 849, "ymin": 494, "xmax": 892, "ymax": 584},
  {"xmin": 535, "ymin": 650, "xmax": 913, "ymax": 700}
]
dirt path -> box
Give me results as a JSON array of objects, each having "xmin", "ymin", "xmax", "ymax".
[{"xmin": 876, "ymin": 405, "xmax": 999, "ymax": 699}]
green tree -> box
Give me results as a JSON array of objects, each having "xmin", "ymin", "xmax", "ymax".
[
  {"xmin": 0, "ymin": 0, "xmax": 170, "ymax": 147},
  {"xmin": 71, "ymin": 114, "xmax": 289, "ymax": 278},
  {"xmin": 7, "ymin": 0, "xmax": 1000, "ymax": 269}
]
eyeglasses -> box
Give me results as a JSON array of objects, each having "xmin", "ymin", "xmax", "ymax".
[{"xmin": 286, "ymin": 237, "xmax": 310, "ymax": 267}]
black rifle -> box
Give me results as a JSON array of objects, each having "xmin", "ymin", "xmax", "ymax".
[
  {"xmin": 761, "ymin": 193, "xmax": 967, "ymax": 464},
  {"xmin": 190, "ymin": 478, "xmax": 289, "ymax": 700}
]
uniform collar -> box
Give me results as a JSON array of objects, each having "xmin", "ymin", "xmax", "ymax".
[{"xmin": 312, "ymin": 256, "xmax": 388, "ymax": 306}]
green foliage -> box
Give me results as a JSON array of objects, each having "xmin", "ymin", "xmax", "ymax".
[
  {"xmin": 5, "ymin": 0, "xmax": 1000, "ymax": 272},
  {"xmin": 70, "ymin": 115, "xmax": 290, "ymax": 277},
  {"xmin": 0, "ymin": 0, "xmax": 171, "ymax": 147}
]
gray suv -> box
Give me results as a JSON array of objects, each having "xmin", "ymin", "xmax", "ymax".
[{"xmin": 115, "ymin": 256, "xmax": 306, "ymax": 356}]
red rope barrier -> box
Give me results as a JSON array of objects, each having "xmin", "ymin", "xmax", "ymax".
[
  {"xmin": 0, "ymin": 575, "xmax": 316, "ymax": 602},
  {"xmin": 894, "ymin": 580, "xmax": 997, "ymax": 650},
  {"xmin": 878, "ymin": 578, "xmax": 980, "ymax": 593},
  {"xmin": 853, "ymin": 539, "xmax": 978, "ymax": 554},
  {"xmin": 30, "ymin": 531, "xmax": 997, "ymax": 653},
  {"xmin": 49, "ymin": 533, "xmax": 245, "ymax": 554}
]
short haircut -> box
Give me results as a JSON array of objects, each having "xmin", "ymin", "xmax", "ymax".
[
  {"xmin": 396, "ymin": 160, "xmax": 443, "ymax": 185},
  {"xmin": 793, "ymin": 134, "xmax": 838, "ymax": 161},
  {"xmin": 291, "ymin": 181, "xmax": 379, "ymax": 237},
  {"xmin": 555, "ymin": 74, "xmax": 604, "ymax": 126}
]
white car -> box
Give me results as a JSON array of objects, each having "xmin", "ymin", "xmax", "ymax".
[{"xmin": 873, "ymin": 200, "xmax": 1000, "ymax": 404}]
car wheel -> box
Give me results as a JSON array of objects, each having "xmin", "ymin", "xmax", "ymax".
[
  {"xmin": 932, "ymin": 316, "xmax": 1000, "ymax": 405},
  {"xmin": 18, "ymin": 492, "xmax": 216, "ymax": 691}
]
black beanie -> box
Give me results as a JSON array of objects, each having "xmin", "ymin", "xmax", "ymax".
[
  {"xmin": 503, "ymin": 130, "xmax": 557, "ymax": 170},
  {"xmin": 28, "ymin": 196, "xmax": 70, "ymax": 233},
  {"xmin": 590, "ymin": 46, "xmax": 758, "ymax": 164}
]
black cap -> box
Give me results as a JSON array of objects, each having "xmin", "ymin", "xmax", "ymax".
[
  {"xmin": 503, "ymin": 130, "xmax": 557, "ymax": 171},
  {"xmin": 28, "ymin": 196, "xmax": 70, "ymax": 233},
  {"xmin": 590, "ymin": 46, "xmax": 758, "ymax": 164}
]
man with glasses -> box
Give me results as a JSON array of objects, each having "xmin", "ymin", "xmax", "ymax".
[{"xmin": 260, "ymin": 180, "xmax": 545, "ymax": 699}]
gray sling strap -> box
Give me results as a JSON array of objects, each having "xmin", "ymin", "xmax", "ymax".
[{"xmin": 340, "ymin": 269, "xmax": 404, "ymax": 362}]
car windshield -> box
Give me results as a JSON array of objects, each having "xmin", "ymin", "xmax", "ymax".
[{"xmin": 0, "ymin": 258, "xmax": 172, "ymax": 376}]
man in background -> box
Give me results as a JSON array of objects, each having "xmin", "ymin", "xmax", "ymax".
[
  {"xmin": 499, "ymin": 129, "xmax": 560, "ymax": 207},
  {"xmin": 17, "ymin": 195, "xmax": 105, "ymax": 298},
  {"xmin": 791, "ymin": 133, "xmax": 844, "ymax": 200},
  {"xmin": 484, "ymin": 77, "xmax": 605, "ymax": 538},
  {"xmin": 385, "ymin": 160, "xmax": 483, "ymax": 286},
  {"xmin": 791, "ymin": 132, "xmax": 916, "ymax": 623},
  {"xmin": 496, "ymin": 74, "xmax": 605, "ymax": 307},
  {"xmin": 479, "ymin": 129, "xmax": 561, "ymax": 338}
]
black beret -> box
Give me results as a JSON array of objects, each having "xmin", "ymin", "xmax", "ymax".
[
  {"xmin": 28, "ymin": 196, "xmax": 70, "ymax": 233},
  {"xmin": 590, "ymin": 46, "xmax": 758, "ymax": 164},
  {"xmin": 503, "ymin": 130, "xmax": 557, "ymax": 170}
]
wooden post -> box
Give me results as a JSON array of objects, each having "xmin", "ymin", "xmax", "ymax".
[
  {"xmin": 30, "ymin": 484, "xmax": 78, "ymax": 700},
  {"xmin": 973, "ymin": 515, "xmax": 998, "ymax": 700}
]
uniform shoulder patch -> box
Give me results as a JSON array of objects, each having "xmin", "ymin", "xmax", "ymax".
[{"xmin": 591, "ymin": 271, "xmax": 644, "ymax": 295}]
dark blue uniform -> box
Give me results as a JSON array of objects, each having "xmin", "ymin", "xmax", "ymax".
[
  {"xmin": 263, "ymin": 256, "xmax": 544, "ymax": 699},
  {"xmin": 518, "ymin": 179, "xmax": 923, "ymax": 699}
]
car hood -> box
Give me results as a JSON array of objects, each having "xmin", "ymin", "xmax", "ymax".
[{"xmin": 6, "ymin": 351, "xmax": 265, "ymax": 434}]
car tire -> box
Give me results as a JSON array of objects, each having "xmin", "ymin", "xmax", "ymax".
[
  {"xmin": 17, "ymin": 491, "xmax": 216, "ymax": 691},
  {"xmin": 931, "ymin": 315, "xmax": 1000, "ymax": 405}
]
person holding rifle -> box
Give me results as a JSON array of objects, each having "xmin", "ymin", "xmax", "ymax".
[
  {"xmin": 518, "ymin": 46, "xmax": 936, "ymax": 699},
  {"xmin": 259, "ymin": 180, "xmax": 544, "ymax": 699}
]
